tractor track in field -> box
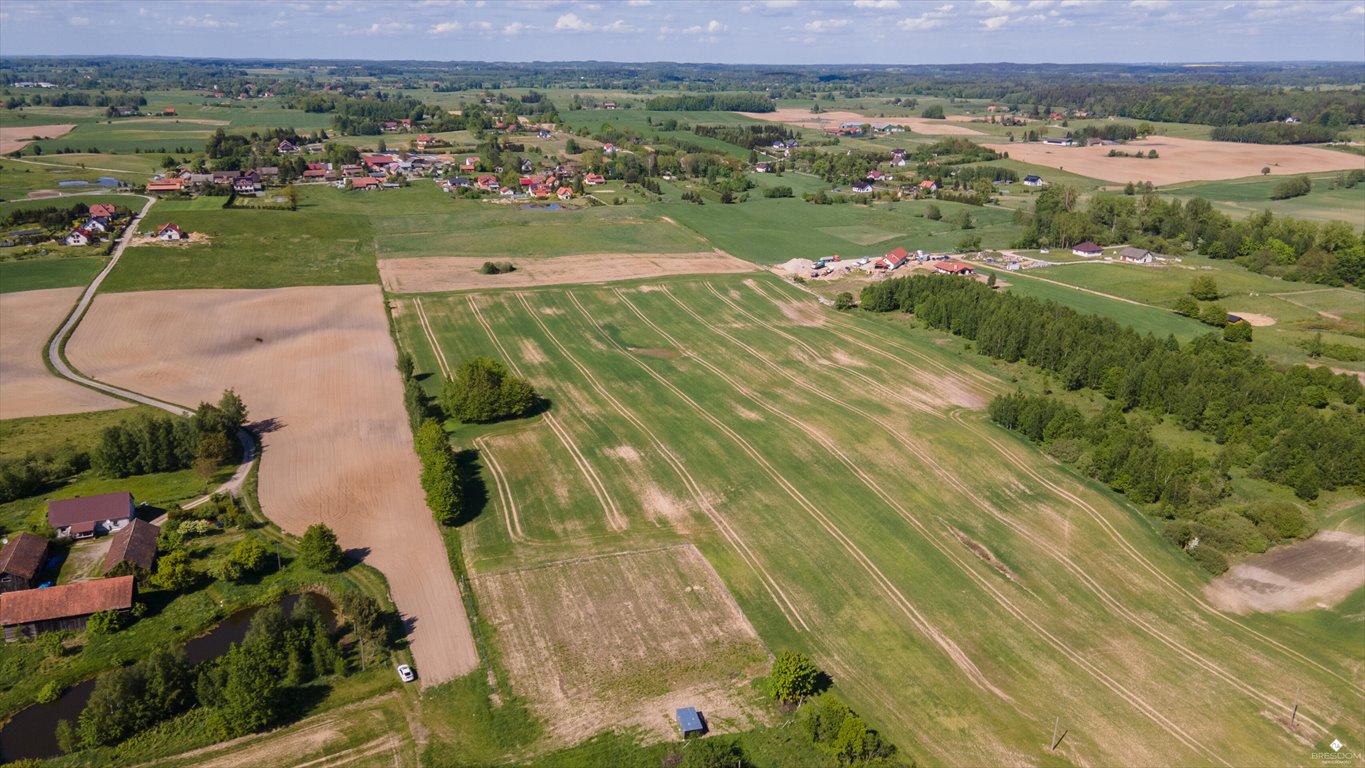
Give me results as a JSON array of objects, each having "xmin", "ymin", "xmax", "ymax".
[
  {"xmin": 620, "ymin": 287, "xmax": 1017, "ymax": 704},
  {"xmin": 654, "ymin": 286, "xmax": 1231, "ymax": 762},
  {"xmin": 731, "ymin": 282, "xmax": 1342, "ymax": 740},
  {"xmin": 412, "ymin": 298, "xmax": 453, "ymax": 379},
  {"xmin": 465, "ymin": 295, "xmax": 628, "ymax": 533},
  {"xmin": 523, "ymin": 292, "xmax": 810, "ymax": 632},
  {"xmin": 474, "ymin": 435, "xmax": 525, "ymax": 543},
  {"xmin": 746, "ymin": 281, "xmax": 1352, "ymax": 730}
]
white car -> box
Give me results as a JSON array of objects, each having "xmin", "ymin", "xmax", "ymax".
[{"xmin": 396, "ymin": 664, "xmax": 415, "ymax": 683}]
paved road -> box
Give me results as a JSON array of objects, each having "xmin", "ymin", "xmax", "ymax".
[{"xmin": 43, "ymin": 195, "xmax": 255, "ymax": 510}]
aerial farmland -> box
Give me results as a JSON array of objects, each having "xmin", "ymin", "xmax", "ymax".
[{"xmin": 0, "ymin": 10, "xmax": 1363, "ymax": 767}]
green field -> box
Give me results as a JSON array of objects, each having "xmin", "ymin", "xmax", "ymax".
[
  {"xmin": 1165, "ymin": 173, "xmax": 1365, "ymax": 227},
  {"xmin": 1020, "ymin": 258, "xmax": 1365, "ymax": 372},
  {"xmin": 0, "ymin": 256, "xmax": 104, "ymax": 293},
  {"xmin": 393, "ymin": 272, "xmax": 1363, "ymax": 766}
]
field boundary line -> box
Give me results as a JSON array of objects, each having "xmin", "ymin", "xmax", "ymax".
[
  {"xmin": 653, "ymin": 286, "xmax": 1231, "ymax": 762},
  {"xmin": 464, "ymin": 294, "xmax": 627, "ymax": 532},
  {"xmin": 534, "ymin": 291, "xmax": 809, "ymax": 631}
]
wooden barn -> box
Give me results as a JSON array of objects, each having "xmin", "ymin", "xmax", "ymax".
[
  {"xmin": 1, "ymin": 576, "xmax": 135, "ymax": 641},
  {"xmin": 0, "ymin": 533, "xmax": 49, "ymax": 594}
]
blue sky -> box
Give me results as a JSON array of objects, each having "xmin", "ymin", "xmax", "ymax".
[{"xmin": 2, "ymin": 0, "xmax": 1363, "ymax": 64}]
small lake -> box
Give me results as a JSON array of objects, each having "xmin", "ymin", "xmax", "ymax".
[
  {"xmin": 0, "ymin": 592, "xmax": 335, "ymax": 762},
  {"xmin": 520, "ymin": 203, "xmax": 562, "ymax": 211}
]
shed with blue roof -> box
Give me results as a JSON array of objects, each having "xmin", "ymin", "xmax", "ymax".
[{"xmin": 676, "ymin": 707, "xmax": 705, "ymax": 738}]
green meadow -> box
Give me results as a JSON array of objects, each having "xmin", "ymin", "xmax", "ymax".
[
  {"xmin": 1165, "ymin": 173, "xmax": 1365, "ymax": 227},
  {"xmin": 393, "ymin": 273, "xmax": 1363, "ymax": 767},
  {"xmin": 0, "ymin": 256, "xmax": 105, "ymax": 293}
]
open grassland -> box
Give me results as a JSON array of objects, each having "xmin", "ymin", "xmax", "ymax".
[
  {"xmin": 475, "ymin": 545, "xmax": 770, "ymax": 746},
  {"xmin": 1020, "ymin": 259, "xmax": 1365, "ymax": 373},
  {"xmin": 658, "ymin": 194, "xmax": 1017, "ymax": 262},
  {"xmin": 990, "ymin": 136, "xmax": 1365, "ymax": 186},
  {"xmin": 0, "ymin": 158, "xmax": 144, "ymax": 198},
  {"xmin": 394, "ymin": 273, "xmax": 1364, "ymax": 766},
  {"xmin": 1164, "ymin": 173, "xmax": 1365, "ymax": 227},
  {"xmin": 65, "ymin": 285, "xmax": 478, "ymax": 686},
  {"xmin": 101, "ymin": 186, "xmax": 377, "ymax": 291},
  {"xmin": 0, "ymin": 286, "xmax": 128, "ymax": 419},
  {"xmin": 0, "ymin": 257, "xmax": 105, "ymax": 293}
]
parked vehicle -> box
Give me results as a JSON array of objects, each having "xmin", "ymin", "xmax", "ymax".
[{"xmin": 397, "ymin": 664, "xmax": 415, "ymax": 683}]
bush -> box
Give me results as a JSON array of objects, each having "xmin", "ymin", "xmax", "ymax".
[
  {"xmin": 834, "ymin": 292, "xmax": 854, "ymax": 311},
  {"xmin": 1190, "ymin": 543, "xmax": 1229, "ymax": 575},
  {"xmin": 440, "ymin": 357, "xmax": 539, "ymax": 424},
  {"xmin": 298, "ymin": 523, "xmax": 342, "ymax": 572},
  {"xmin": 1198, "ymin": 301, "xmax": 1228, "ymax": 327},
  {"xmin": 86, "ymin": 610, "xmax": 123, "ymax": 635},
  {"xmin": 36, "ymin": 680, "xmax": 62, "ymax": 704},
  {"xmin": 478, "ymin": 261, "xmax": 516, "ymax": 274},
  {"xmin": 1223, "ymin": 321, "xmax": 1253, "ymax": 342},
  {"xmin": 1172, "ymin": 295, "xmax": 1200, "ymax": 317},
  {"xmin": 768, "ymin": 651, "xmax": 820, "ymax": 703},
  {"xmin": 1270, "ymin": 175, "xmax": 1312, "ymax": 200},
  {"xmin": 921, "ymin": 104, "xmax": 945, "ymax": 119},
  {"xmin": 1189, "ymin": 275, "xmax": 1220, "ymax": 300},
  {"xmin": 925, "ymin": 204, "xmax": 942, "ymax": 221},
  {"xmin": 763, "ymin": 185, "xmax": 794, "ymax": 198}
]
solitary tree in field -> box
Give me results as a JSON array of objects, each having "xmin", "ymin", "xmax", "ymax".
[
  {"xmin": 299, "ymin": 523, "xmax": 343, "ymax": 572},
  {"xmin": 1261, "ymin": 166, "xmax": 1271, "ymax": 176},
  {"xmin": 768, "ymin": 651, "xmax": 821, "ymax": 703},
  {"xmin": 1189, "ymin": 275, "xmax": 1220, "ymax": 301}
]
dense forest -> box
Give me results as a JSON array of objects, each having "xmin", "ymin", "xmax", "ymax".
[
  {"xmin": 860, "ymin": 275, "xmax": 1363, "ymax": 571},
  {"xmin": 1014, "ymin": 185, "xmax": 1365, "ymax": 287},
  {"xmin": 643, "ymin": 93, "xmax": 775, "ymax": 112}
]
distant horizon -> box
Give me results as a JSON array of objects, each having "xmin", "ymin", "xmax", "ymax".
[{"xmin": 2, "ymin": 0, "xmax": 1363, "ymax": 65}]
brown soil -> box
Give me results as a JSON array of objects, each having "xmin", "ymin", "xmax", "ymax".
[
  {"xmin": 379, "ymin": 251, "xmax": 753, "ymax": 293},
  {"xmin": 987, "ymin": 136, "xmax": 1365, "ymax": 185},
  {"xmin": 948, "ymin": 525, "xmax": 1019, "ymax": 582},
  {"xmin": 0, "ymin": 123, "xmax": 75, "ymax": 154},
  {"xmin": 0, "ymin": 287, "xmax": 129, "ymax": 419},
  {"xmin": 475, "ymin": 545, "xmax": 769, "ymax": 746},
  {"xmin": 65, "ymin": 286, "xmax": 478, "ymax": 685},
  {"xmin": 1204, "ymin": 531, "xmax": 1365, "ymax": 613},
  {"xmin": 1228, "ymin": 311, "xmax": 1277, "ymax": 327},
  {"xmin": 739, "ymin": 108, "xmax": 984, "ymax": 136}
]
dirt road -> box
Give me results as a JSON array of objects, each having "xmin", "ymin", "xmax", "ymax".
[{"xmin": 66, "ymin": 286, "xmax": 479, "ymax": 685}]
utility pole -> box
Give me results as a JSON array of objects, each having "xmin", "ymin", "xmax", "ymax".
[{"xmin": 1051, "ymin": 717, "xmax": 1060, "ymax": 751}]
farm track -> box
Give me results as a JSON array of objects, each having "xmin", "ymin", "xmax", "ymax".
[
  {"xmin": 655, "ymin": 285, "xmax": 1233, "ymax": 762},
  {"xmin": 465, "ymin": 295, "xmax": 628, "ymax": 532},
  {"xmin": 474, "ymin": 435, "xmax": 525, "ymax": 543},
  {"xmin": 517, "ymin": 292, "xmax": 810, "ymax": 631},
  {"xmin": 745, "ymin": 281, "xmax": 1357, "ymax": 727},
  {"xmin": 618, "ymin": 287, "xmax": 1017, "ymax": 704}
]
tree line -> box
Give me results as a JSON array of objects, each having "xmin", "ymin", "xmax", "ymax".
[
  {"xmin": 860, "ymin": 275, "xmax": 1364, "ymax": 508},
  {"xmin": 693, "ymin": 123, "xmax": 794, "ymax": 150},
  {"xmin": 92, "ymin": 390, "xmax": 247, "ymax": 479},
  {"xmin": 1014, "ymin": 185, "xmax": 1365, "ymax": 287},
  {"xmin": 643, "ymin": 93, "xmax": 775, "ymax": 112}
]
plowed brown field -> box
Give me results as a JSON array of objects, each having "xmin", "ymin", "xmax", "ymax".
[
  {"xmin": 65, "ymin": 285, "xmax": 477, "ymax": 684},
  {"xmin": 0, "ymin": 287, "xmax": 128, "ymax": 419},
  {"xmin": 739, "ymin": 108, "xmax": 984, "ymax": 135},
  {"xmin": 0, "ymin": 123, "xmax": 75, "ymax": 154},
  {"xmin": 987, "ymin": 136, "xmax": 1365, "ymax": 185},
  {"xmin": 379, "ymin": 251, "xmax": 753, "ymax": 293}
]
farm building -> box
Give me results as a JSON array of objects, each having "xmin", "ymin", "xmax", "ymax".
[
  {"xmin": 349, "ymin": 177, "xmax": 383, "ymax": 190},
  {"xmin": 1119, "ymin": 246, "xmax": 1155, "ymax": 263},
  {"xmin": 145, "ymin": 178, "xmax": 185, "ymax": 193},
  {"xmin": 1043, "ymin": 137, "xmax": 1074, "ymax": 146},
  {"xmin": 878, "ymin": 246, "xmax": 911, "ymax": 270},
  {"xmin": 0, "ymin": 533, "xmax": 49, "ymax": 594},
  {"xmin": 1023, "ymin": 175, "xmax": 1045, "ymax": 186},
  {"xmin": 47, "ymin": 491, "xmax": 135, "ymax": 539},
  {"xmin": 935, "ymin": 262, "xmax": 976, "ymax": 276},
  {"xmin": 852, "ymin": 181, "xmax": 873, "ymax": 193},
  {"xmin": 103, "ymin": 519, "xmax": 160, "ymax": 576},
  {"xmin": 157, "ymin": 223, "xmax": 186, "ymax": 240},
  {"xmin": 1072, "ymin": 241, "xmax": 1103, "ymax": 257},
  {"xmin": 0, "ymin": 575, "xmax": 135, "ymax": 641},
  {"xmin": 676, "ymin": 707, "xmax": 706, "ymax": 738},
  {"xmin": 63, "ymin": 228, "xmax": 92, "ymax": 246},
  {"xmin": 919, "ymin": 180, "xmax": 938, "ymax": 193}
]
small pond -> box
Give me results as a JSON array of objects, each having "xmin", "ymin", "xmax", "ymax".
[{"xmin": 0, "ymin": 592, "xmax": 335, "ymax": 762}]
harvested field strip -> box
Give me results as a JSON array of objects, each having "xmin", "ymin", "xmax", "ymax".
[
  {"xmin": 474, "ymin": 435, "xmax": 525, "ymax": 543},
  {"xmin": 466, "ymin": 295, "xmax": 627, "ymax": 532},
  {"xmin": 642, "ymin": 285, "xmax": 1237, "ymax": 762},
  {"xmin": 518, "ymin": 291, "xmax": 809, "ymax": 631}
]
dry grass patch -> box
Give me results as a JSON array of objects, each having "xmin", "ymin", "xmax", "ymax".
[
  {"xmin": 0, "ymin": 287, "xmax": 129, "ymax": 419},
  {"xmin": 1204, "ymin": 531, "xmax": 1365, "ymax": 613},
  {"xmin": 475, "ymin": 544, "xmax": 769, "ymax": 746},
  {"xmin": 988, "ymin": 136, "xmax": 1365, "ymax": 185},
  {"xmin": 65, "ymin": 285, "xmax": 478, "ymax": 685},
  {"xmin": 0, "ymin": 123, "xmax": 75, "ymax": 154},
  {"xmin": 379, "ymin": 251, "xmax": 753, "ymax": 293}
]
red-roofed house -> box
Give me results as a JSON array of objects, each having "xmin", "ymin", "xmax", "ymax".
[
  {"xmin": 146, "ymin": 178, "xmax": 185, "ymax": 194},
  {"xmin": 934, "ymin": 261, "xmax": 975, "ymax": 275},
  {"xmin": 878, "ymin": 246, "xmax": 911, "ymax": 270},
  {"xmin": 556, "ymin": 187, "xmax": 573, "ymax": 200},
  {"xmin": 103, "ymin": 519, "xmax": 159, "ymax": 576},
  {"xmin": 475, "ymin": 175, "xmax": 498, "ymax": 191},
  {"xmin": 349, "ymin": 177, "xmax": 383, "ymax": 190},
  {"xmin": 1, "ymin": 576, "xmax": 135, "ymax": 640},
  {"xmin": 584, "ymin": 173, "xmax": 605, "ymax": 186},
  {"xmin": 362, "ymin": 154, "xmax": 396, "ymax": 169},
  {"xmin": 919, "ymin": 180, "xmax": 938, "ymax": 193},
  {"xmin": 63, "ymin": 229, "xmax": 92, "ymax": 246},
  {"xmin": 88, "ymin": 204, "xmax": 117, "ymax": 219},
  {"xmin": 48, "ymin": 492, "xmax": 134, "ymax": 539},
  {"xmin": 157, "ymin": 223, "xmax": 186, "ymax": 241}
]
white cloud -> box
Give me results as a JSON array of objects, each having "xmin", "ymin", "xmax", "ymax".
[
  {"xmin": 502, "ymin": 21, "xmax": 527, "ymax": 35},
  {"xmin": 853, "ymin": 0, "xmax": 900, "ymax": 7},
  {"xmin": 470, "ymin": 20, "xmax": 492, "ymax": 29},
  {"xmin": 981, "ymin": 14, "xmax": 1009, "ymax": 28},
  {"xmin": 1055, "ymin": 16, "xmax": 1074, "ymax": 25},
  {"xmin": 555, "ymin": 12, "xmax": 593, "ymax": 30},
  {"xmin": 708, "ymin": 19, "xmax": 726, "ymax": 32},
  {"xmin": 428, "ymin": 21, "xmax": 462, "ymax": 34},
  {"xmin": 178, "ymin": 15, "xmax": 239, "ymax": 28},
  {"xmin": 366, "ymin": 21, "xmax": 414, "ymax": 34},
  {"xmin": 270, "ymin": 18, "xmax": 289, "ymax": 27},
  {"xmin": 1129, "ymin": 0, "xmax": 1169, "ymax": 8},
  {"xmin": 137, "ymin": 7, "xmax": 149, "ymax": 16},
  {"xmin": 627, "ymin": 0, "xmax": 652, "ymax": 4},
  {"xmin": 805, "ymin": 18, "xmax": 850, "ymax": 31},
  {"xmin": 897, "ymin": 14, "xmax": 944, "ymax": 29},
  {"xmin": 975, "ymin": 0, "xmax": 1016, "ymax": 11},
  {"xmin": 764, "ymin": 0, "xmax": 799, "ymax": 6},
  {"xmin": 70, "ymin": 15, "xmax": 90, "ymax": 25},
  {"xmin": 602, "ymin": 19, "xmax": 638, "ymax": 32}
]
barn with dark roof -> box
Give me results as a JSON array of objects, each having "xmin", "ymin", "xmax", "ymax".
[
  {"xmin": 0, "ymin": 533, "xmax": 49, "ymax": 594},
  {"xmin": 103, "ymin": 519, "xmax": 160, "ymax": 576}
]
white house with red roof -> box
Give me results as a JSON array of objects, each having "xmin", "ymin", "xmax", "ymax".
[
  {"xmin": 88, "ymin": 204, "xmax": 117, "ymax": 220},
  {"xmin": 63, "ymin": 229, "xmax": 92, "ymax": 246},
  {"xmin": 878, "ymin": 246, "xmax": 911, "ymax": 270},
  {"xmin": 556, "ymin": 187, "xmax": 573, "ymax": 200},
  {"xmin": 934, "ymin": 261, "xmax": 975, "ymax": 276},
  {"xmin": 584, "ymin": 173, "xmax": 606, "ymax": 186},
  {"xmin": 157, "ymin": 223, "xmax": 186, "ymax": 240}
]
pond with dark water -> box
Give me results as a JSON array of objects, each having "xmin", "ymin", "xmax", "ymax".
[{"xmin": 0, "ymin": 592, "xmax": 335, "ymax": 762}]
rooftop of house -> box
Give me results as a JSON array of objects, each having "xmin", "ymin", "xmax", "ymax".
[
  {"xmin": 0, "ymin": 533, "xmax": 48, "ymax": 581},
  {"xmin": 0, "ymin": 575, "xmax": 135, "ymax": 626},
  {"xmin": 103, "ymin": 520, "xmax": 159, "ymax": 575},
  {"xmin": 47, "ymin": 492, "xmax": 132, "ymax": 528}
]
